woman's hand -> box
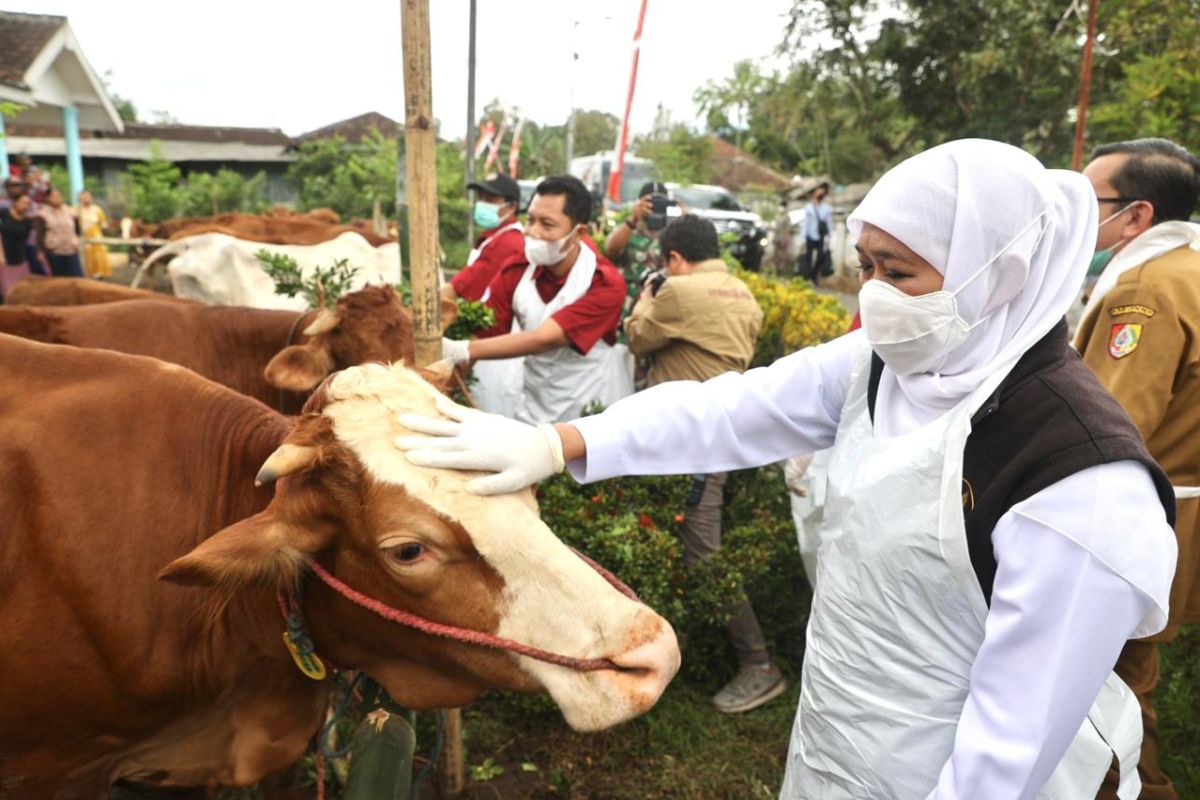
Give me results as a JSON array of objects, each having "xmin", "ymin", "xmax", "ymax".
[{"xmin": 395, "ymin": 395, "xmax": 566, "ymax": 495}]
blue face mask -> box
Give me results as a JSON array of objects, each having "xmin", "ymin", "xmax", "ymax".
[
  {"xmin": 1088, "ymin": 245, "xmax": 1117, "ymax": 277},
  {"xmin": 1088, "ymin": 202, "xmax": 1136, "ymax": 276},
  {"xmin": 473, "ymin": 201, "xmax": 503, "ymax": 229}
]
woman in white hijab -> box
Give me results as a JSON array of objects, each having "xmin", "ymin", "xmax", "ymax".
[{"xmin": 396, "ymin": 140, "xmax": 1178, "ymax": 799}]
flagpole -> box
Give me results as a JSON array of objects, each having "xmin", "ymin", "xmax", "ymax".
[
  {"xmin": 465, "ymin": 0, "xmax": 478, "ymax": 242},
  {"xmin": 607, "ymin": 0, "xmax": 650, "ymax": 206}
]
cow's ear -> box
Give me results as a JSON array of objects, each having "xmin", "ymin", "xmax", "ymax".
[
  {"xmin": 418, "ymin": 359, "xmax": 455, "ymax": 393},
  {"xmin": 439, "ymin": 297, "xmax": 459, "ymax": 332},
  {"xmin": 265, "ymin": 342, "xmax": 334, "ymax": 392},
  {"xmin": 158, "ymin": 512, "xmax": 330, "ymax": 587}
]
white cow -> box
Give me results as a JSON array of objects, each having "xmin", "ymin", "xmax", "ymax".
[{"xmin": 132, "ymin": 232, "xmax": 404, "ymax": 310}]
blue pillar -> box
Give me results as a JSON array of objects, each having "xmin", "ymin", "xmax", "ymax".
[
  {"xmin": 62, "ymin": 105, "xmax": 83, "ymax": 203},
  {"xmin": 0, "ymin": 112, "xmax": 9, "ymax": 180}
]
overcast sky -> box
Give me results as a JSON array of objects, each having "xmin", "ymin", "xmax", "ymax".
[{"xmin": 13, "ymin": 0, "xmax": 793, "ymax": 140}]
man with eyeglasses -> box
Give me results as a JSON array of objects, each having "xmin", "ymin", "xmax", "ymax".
[{"xmin": 1076, "ymin": 138, "xmax": 1200, "ymax": 800}]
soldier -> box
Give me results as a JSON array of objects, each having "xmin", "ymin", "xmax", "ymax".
[{"xmin": 1076, "ymin": 137, "xmax": 1200, "ymax": 800}]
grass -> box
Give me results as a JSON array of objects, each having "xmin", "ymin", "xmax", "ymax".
[
  {"xmin": 1158, "ymin": 624, "xmax": 1200, "ymax": 796},
  {"xmin": 452, "ymin": 678, "xmax": 798, "ymax": 800}
]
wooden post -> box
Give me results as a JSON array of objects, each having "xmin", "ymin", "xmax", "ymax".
[
  {"xmin": 400, "ymin": 3, "xmax": 463, "ymax": 795},
  {"xmin": 401, "ymin": 0, "xmax": 443, "ymax": 370}
]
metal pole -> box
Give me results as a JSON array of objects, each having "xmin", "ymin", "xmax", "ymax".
[
  {"xmin": 1071, "ymin": 0, "xmax": 1099, "ymax": 171},
  {"xmin": 566, "ymin": 20, "xmax": 578, "ymax": 167},
  {"xmin": 465, "ymin": 0, "xmax": 477, "ymax": 243}
]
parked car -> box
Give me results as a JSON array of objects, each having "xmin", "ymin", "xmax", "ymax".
[{"xmin": 667, "ymin": 183, "xmax": 767, "ymax": 270}]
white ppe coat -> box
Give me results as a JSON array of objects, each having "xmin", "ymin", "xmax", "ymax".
[
  {"xmin": 569, "ymin": 331, "xmax": 1176, "ymax": 799},
  {"xmin": 468, "ymin": 222, "xmax": 526, "ymax": 418},
  {"xmin": 511, "ymin": 245, "xmax": 633, "ymax": 424}
]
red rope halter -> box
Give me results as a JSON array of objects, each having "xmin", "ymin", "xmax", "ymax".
[{"xmin": 295, "ymin": 550, "xmax": 640, "ymax": 673}]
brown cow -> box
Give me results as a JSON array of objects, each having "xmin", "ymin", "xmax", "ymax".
[
  {"xmin": 0, "ymin": 335, "xmax": 679, "ymax": 797},
  {"xmin": 5, "ymin": 276, "xmax": 197, "ymax": 306},
  {"xmin": 0, "ymin": 285, "xmax": 455, "ymax": 413},
  {"xmin": 130, "ymin": 212, "xmax": 394, "ymax": 247}
]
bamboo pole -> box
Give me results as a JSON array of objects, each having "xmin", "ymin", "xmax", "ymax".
[
  {"xmin": 400, "ymin": 3, "xmax": 463, "ymax": 795},
  {"xmin": 401, "ymin": 0, "xmax": 443, "ymax": 370}
]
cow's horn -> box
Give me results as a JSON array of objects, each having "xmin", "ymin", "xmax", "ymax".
[
  {"xmin": 255, "ymin": 443, "xmax": 320, "ymax": 486},
  {"xmin": 303, "ymin": 309, "xmax": 341, "ymax": 337}
]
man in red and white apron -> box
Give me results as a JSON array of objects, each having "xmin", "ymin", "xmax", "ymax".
[{"xmin": 440, "ymin": 175, "xmax": 632, "ymax": 425}]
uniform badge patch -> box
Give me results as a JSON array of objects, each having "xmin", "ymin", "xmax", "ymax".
[
  {"xmin": 1109, "ymin": 304, "xmax": 1156, "ymax": 318},
  {"xmin": 1109, "ymin": 323, "xmax": 1143, "ymax": 359}
]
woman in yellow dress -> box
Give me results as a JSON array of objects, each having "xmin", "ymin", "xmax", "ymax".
[{"xmin": 77, "ymin": 190, "xmax": 111, "ymax": 278}]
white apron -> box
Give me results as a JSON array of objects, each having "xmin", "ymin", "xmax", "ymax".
[
  {"xmin": 781, "ymin": 340, "xmax": 1142, "ymax": 799},
  {"xmin": 511, "ymin": 246, "xmax": 633, "ymax": 425},
  {"xmin": 469, "ymin": 222, "xmax": 526, "ymax": 418}
]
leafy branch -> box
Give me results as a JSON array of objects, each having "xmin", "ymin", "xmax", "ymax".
[{"xmin": 255, "ymin": 250, "xmax": 359, "ymax": 310}]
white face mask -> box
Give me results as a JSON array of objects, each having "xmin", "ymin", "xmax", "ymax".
[
  {"xmin": 859, "ymin": 212, "xmax": 1047, "ymax": 375},
  {"xmin": 525, "ymin": 227, "xmax": 579, "ymax": 266}
]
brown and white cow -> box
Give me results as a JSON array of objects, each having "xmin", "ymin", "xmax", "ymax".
[
  {"xmin": 5, "ymin": 276, "xmax": 198, "ymax": 306},
  {"xmin": 0, "ymin": 285, "xmax": 455, "ymax": 413},
  {"xmin": 0, "ymin": 334, "xmax": 679, "ymax": 797}
]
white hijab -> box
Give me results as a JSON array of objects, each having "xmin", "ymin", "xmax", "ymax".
[{"xmin": 848, "ymin": 139, "xmax": 1098, "ymax": 436}]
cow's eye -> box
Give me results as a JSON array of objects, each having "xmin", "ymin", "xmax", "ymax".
[{"xmin": 391, "ymin": 543, "xmax": 425, "ymax": 563}]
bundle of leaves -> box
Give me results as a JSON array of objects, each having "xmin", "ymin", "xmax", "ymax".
[
  {"xmin": 255, "ymin": 251, "xmax": 360, "ymax": 311},
  {"xmin": 445, "ymin": 300, "xmax": 494, "ymax": 341}
]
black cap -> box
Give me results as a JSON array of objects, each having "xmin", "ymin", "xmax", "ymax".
[
  {"xmin": 638, "ymin": 181, "xmax": 668, "ymax": 198},
  {"xmin": 468, "ymin": 173, "xmax": 520, "ymax": 203}
]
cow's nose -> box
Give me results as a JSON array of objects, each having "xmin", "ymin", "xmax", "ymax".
[{"xmin": 605, "ymin": 607, "xmax": 681, "ymax": 712}]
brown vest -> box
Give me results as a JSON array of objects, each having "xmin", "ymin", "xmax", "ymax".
[{"xmin": 868, "ymin": 320, "xmax": 1175, "ymax": 603}]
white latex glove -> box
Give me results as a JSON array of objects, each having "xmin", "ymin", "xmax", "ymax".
[
  {"xmin": 441, "ymin": 337, "xmax": 472, "ymax": 365},
  {"xmin": 783, "ymin": 452, "xmax": 814, "ymax": 496},
  {"xmin": 394, "ymin": 394, "xmax": 565, "ymax": 495}
]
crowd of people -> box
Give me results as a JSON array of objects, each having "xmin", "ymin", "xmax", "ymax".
[
  {"xmin": 402, "ymin": 136, "xmax": 1200, "ymax": 800},
  {"xmin": 0, "ymin": 159, "xmax": 112, "ymax": 300},
  {"xmin": 2, "ymin": 134, "xmax": 1197, "ymax": 798}
]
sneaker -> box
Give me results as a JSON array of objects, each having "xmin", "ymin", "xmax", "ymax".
[{"xmin": 712, "ymin": 663, "xmax": 787, "ymax": 714}]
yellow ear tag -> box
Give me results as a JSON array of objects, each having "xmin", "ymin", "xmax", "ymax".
[{"xmin": 283, "ymin": 631, "xmax": 327, "ymax": 680}]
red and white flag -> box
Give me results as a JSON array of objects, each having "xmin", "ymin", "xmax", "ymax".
[
  {"xmin": 484, "ymin": 117, "xmax": 508, "ymax": 172},
  {"xmin": 608, "ymin": 0, "xmax": 650, "ymax": 203},
  {"xmin": 508, "ymin": 119, "xmax": 525, "ymax": 177},
  {"xmin": 473, "ymin": 119, "xmax": 496, "ymax": 160}
]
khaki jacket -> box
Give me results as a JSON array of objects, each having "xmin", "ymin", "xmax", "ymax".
[
  {"xmin": 625, "ymin": 259, "xmax": 763, "ymax": 385},
  {"xmin": 1075, "ymin": 242, "xmax": 1200, "ymax": 632}
]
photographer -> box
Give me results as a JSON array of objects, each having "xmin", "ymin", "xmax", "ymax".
[
  {"xmin": 605, "ymin": 181, "xmax": 670, "ymax": 314},
  {"xmin": 625, "ymin": 215, "xmax": 777, "ymax": 713},
  {"xmin": 798, "ymin": 181, "xmax": 833, "ymax": 284}
]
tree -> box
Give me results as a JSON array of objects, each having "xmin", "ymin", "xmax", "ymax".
[
  {"xmin": 125, "ymin": 143, "xmax": 183, "ymax": 222},
  {"xmin": 571, "ymin": 109, "xmax": 620, "ymax": 156},
  {"xmin": 287, "ymin": 130, "xmax": 398, "ymax": 219},
  {"xmin": 177, "ymin": 169, "xmax": 268, "ymax": 217},
  {"xmin": 1087, "ymin": 0, "xmax": 1200, "ymax": 154},
  {"xmin": 633, "ymin": 125, "xmax": 713, "ymax": 184},
  {"xmin": 693, "ymin": 61, "xmax": 766, "ymax": 150}
]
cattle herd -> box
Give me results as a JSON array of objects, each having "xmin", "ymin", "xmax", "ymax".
[{"xmin": 0, "ymin": 216, "xmax": 681, "ymax": 798}]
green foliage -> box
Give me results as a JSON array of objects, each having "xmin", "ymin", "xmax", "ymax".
[
  {"xmin": 125, "ymin": 143, "xmax": 183, "ymax": 223},
  {"xmin": 177, "ymin": 169, "xmax": 269, "ymax": 217},
  {"xmin": 444, "ymin": 299, "xmax": 494, "ymax": 341},
  {"xmin": 570, "ymin": 109, "xmax": 620, "ymax": 157},
  {"xmin": 736, "ymin": 268, "xmax": 852, "ymax": 366},
  {"xmin": 0, "ymin": 101, "xmax": 24, "ymax": 121},
  {"xmin": 287, "ymin": 131, "xmax": 398, "ymax": 220},
  {"xmin": 45, "ymin": 164, "xmax": 102, "ymax": 199},
  {"xmin": 435, "ymin": 140, "xmax": 470, "ymax": 268},
  {"xmin": 634, "ymin": 124, "xmax": 714, "ymax": 184},
  {"xmin": 1159, "ymin": 625, "xmax": 1200, "ymax": 795},
  {"xmin": 1088, "ymin": 0, "xmax": 1200, "ymax": 152},
  {"xmin": 254, "ymin": 250, "xmax": 359, "ymax": 310},
  {"xmin": 468, "ymin": 756, "xmax": 505, "ymax": 782}
]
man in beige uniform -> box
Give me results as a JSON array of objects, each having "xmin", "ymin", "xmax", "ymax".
[
  {"xmin": 1076, "ymin": 138, "xmax": 1200, "ymax": 800},
  {"xmin": 625, "ymin": 214, "xmax": 776, "ymax": 713}
]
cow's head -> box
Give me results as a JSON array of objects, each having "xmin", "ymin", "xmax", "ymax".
[
  {"xmin": 161, "ymin": 361, "xmax": 678, "ymax": 731},
  {"xmin": 264, "ymin": 285, "xmax": 459, "ymax": 393}
]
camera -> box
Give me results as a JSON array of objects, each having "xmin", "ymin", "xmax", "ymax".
[
  {"xmin": 645, "ymin": 269, "xmax": 668, "ymax": 296},
  {"xmin": 645, "ymin": 194, "xmax": 675, "ymax": 231}
]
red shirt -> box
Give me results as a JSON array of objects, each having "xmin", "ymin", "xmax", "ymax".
[
  {"xmin": 479, "ymin": 235, "xmax": 626, "ymax": 354},
  {"xmin": 449, "ymin": 218, "xmax": 527, "ymax": 301}
]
